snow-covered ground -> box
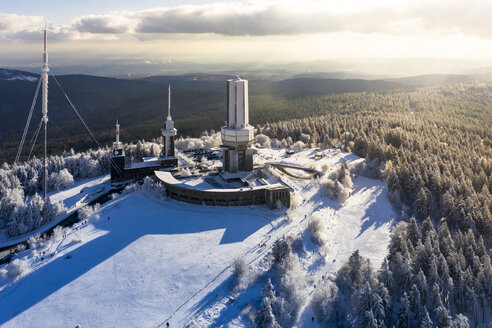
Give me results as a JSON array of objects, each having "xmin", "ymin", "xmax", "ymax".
[
  {"xmin": 48, "ymin": 175, "xmax": 111, "ymax": 209},
  {"xmin": 0, "ymin": 148, "xmax": 396, "ymax": 327},
  {"xmin": 0, "ymin": 175, "xmax": 110, "ymax": 248}
]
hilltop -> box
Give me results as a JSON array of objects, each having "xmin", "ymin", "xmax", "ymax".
[{"xmin": 0, "ymin": 148, "xmax": 395, "ymax": 327}]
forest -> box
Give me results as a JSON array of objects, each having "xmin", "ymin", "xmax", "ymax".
[
  {"xmin": 256, "ymin": 82, "xmax": 491, "ymax": 244},
  {"xmin": 254, "ymin": 81, "xmax": 491, "ymax": 327}
]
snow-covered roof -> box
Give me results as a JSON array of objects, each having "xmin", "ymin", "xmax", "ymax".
[
  {"xmin": 127, "ymin": 161, "xmax": 161, "ymax": 169},
  {"xmin": 155, "ymin": 171, "xmax": 284, "ymax": 192},
  {"xmin": 142, "ymin": 156, "xmax": 175, "ymax": 162},
  {"xmin": 228, "ymin": 75, "xmax": 244, "ymax": 82}
]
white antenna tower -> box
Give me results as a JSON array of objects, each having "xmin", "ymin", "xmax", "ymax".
[
  {"xmin": 115, "ymin": 120, "xmax": 120, "ymax": 144},
  {"xmin": 42, "ymin": 23, "xmax": 49, "ymax": 201},
  {"xmin": 167, "ymin": 84, "xmax": 171, "ymax": 120}
]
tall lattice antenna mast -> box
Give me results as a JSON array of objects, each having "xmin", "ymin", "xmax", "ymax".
[
  {"xmin": 42, "ymin": 23, "xmax": 49, "ymax": 201},
  {"xmin": 167, "ymin": 84, "xmax": 171, "ymax": 120}
]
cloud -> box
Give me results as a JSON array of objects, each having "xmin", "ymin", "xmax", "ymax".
[
  {"xmin": 132, "ymin": 0, "xmax": 492, "ymax": 37},
  {"xmin": 134, "ymin": 1, "xmax": 401, "ymax": 36},
  {"xmin": 1, "ymin": 0, "xmax": 492, "ymax": 41},
  {"xmin": 0, "ymin": 13, "xmax": 44, "ymax": 31},
  {"xmin": 409, "ymin": 0, "xmax": 492, "ymax": 39},
  {"xmin": 72, "ymin": 15, "xmax": 134, "ymax": 34}
]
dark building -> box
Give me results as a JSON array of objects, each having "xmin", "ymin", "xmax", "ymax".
[{"xmin": 110, "ymin": 85, "xmax": 178, "ymax": 183}]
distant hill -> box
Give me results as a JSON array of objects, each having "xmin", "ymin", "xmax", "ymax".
[
  {"xmin": 139, "ymin": 74, "xmax": 232, "ymax": 91},
  {"xmin": 383, "ymin": 73, "xmax": 492, "ymax": 86},
  {"xmin": 2, "ymin": 68, "xmax": 488, "ymax": 164},
  {"xmin": 269, "ymin": 78, "xmax": 408, "ymax": 97},
  {"xmin": 290, "ymin": 72, "xmax": 389, "ymax": 80},
  {"xmin": 0, "ymin": 69, "xmax": 38, "ymax": 82},
  {"xmin": 0, "ymin": 69, "xmax": 226, "ymax": 163}
]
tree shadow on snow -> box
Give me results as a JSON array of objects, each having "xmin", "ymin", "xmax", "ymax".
[
  {"xmin": 0, "ymin": 193, "xmax": 276, "ymax": 325},
  {"xmin": 188, "ymin": 268, "xmax": 271, "ymax": 327},
  {"xmin": 352, "ymin": 178, "xmax": 395, "ymax": 239}
]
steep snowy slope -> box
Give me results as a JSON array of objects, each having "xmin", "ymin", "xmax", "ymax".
[
  {"xmin": 0, "ymin": 148, "xmax": 396, "ymax": 327},
  {"xmin": 190, "ymin": 149, "xmax": 395, "ymax": 327}
]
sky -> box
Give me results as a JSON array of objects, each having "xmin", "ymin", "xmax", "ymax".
[{"xmin": 1, "ymin": 0, "xmax": 492, "ymax": 73}]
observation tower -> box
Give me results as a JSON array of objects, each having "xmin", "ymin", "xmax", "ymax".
[{"xmin": 221, "ymin": 76, "xmax": 254, "ymax": 172}]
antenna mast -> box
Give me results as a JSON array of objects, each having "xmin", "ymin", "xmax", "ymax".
[
  {"xmin": 167, "ymin": 85, "xmax": 171, "ymax": 120},
  {"xmin": 116, "ymin": 120, "xmax": 120, "ymax": 144},
  {"xmin": 42, "ymin": 23, "xmax": 49, "ymax": 201}
]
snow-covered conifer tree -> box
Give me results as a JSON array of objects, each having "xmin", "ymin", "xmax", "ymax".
[
  {"xmin": 355, "ymin": 282, "xmax": 385, "ymax": 327},
  {"xmin": 42, "ymin": 197, "xmax": 57, "ymax": 223},
  {"xmin": 413, "ymin": 269, "xmax": 428, "ymax": 305},
  {"xmin": 356, "ymin": 310, "xmax": 378, "ymax": 328},
  {"xmin": 259, "ymin": 281, "xmax": 280, "ymax": 328},
  {"xmin": 438, "ymin": 222, "xmax": 455, "ymax": 258},
  {"xmin": 421, "ymin": 217, "xmax": 436, "ymax": 242},
  {"xmin": 396, "ymin": 292, "xmax": 412, "ymax": 328},
  {"xmin": 452, "ymin": 314, "xmax": 469, "ymax": 328},
  {"xmin": 431, "ymin": 282, "xmax": 444, "ymax": 310},
  {"xmin": 406, "ymin": 217, "xmax": 421, "ymax": 248},
  {"xmin": 378, "ymin": 258, "xmax": 395, "ymax": 293},
  {"xmin": 414, "ymin": 239, "xmax": 429, "ymax": 275},
  {"xmin": 434, "ymin": 305, "xmax": 453, "ymax": 328},
  {"xmin": 392, "ymin": 252, "xmax": 413, "ymax": 295},
  {"xmin": 28, "ymin": 193, "xmax": 44, "ymax": 229},
  {"xmin": 420, "ymin": 307, "xmax": 432, "ymax": 328},
  {"xmin": 415, "ymin": 188, "xmax": 430, "ymax": 220},
  {"xmin": 375, "ymin": 282, "xmax": 392, "ymax": 327},
  {"xmin": 272, "ymin": 238, "xmax": 291, "ymax": 265},
  {"xmin": 410, "ymin": 284, "xmax": 422, "ymax": 324}
]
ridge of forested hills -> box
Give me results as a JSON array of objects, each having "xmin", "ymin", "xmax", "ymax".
[
  {"xmin": 268, "ymin": 78, "xmax": 408, "ymax": 97},
  {"xmin": 383, "ymin": 73, "xmax": 492, "ymax": 86},
  {"xmin": 1, "ymin": 68, "xmax": 490, "ymax": 164}
]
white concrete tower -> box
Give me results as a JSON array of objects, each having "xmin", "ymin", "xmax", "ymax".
[
  {"xmin": 42, "ymin": 24, "xmax": 49, "ymax": 200},
  {"xmin": 221, "ymin": 76, "xmax": 254, "ymax": 172},
  {"xmin": 161, "ymin": 85, "xmax": 177, "ymax": 157}
]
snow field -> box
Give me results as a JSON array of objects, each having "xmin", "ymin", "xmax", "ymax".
[
  {"xmin": 0, "ymin": 147, "xmax": 396, "ymax": 327},
  {"xmin": 0, "ymin": 191, "xmax": 281, "ymax": 327}
]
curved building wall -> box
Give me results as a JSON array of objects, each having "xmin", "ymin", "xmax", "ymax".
[{"xmin": 155, "ymin": 171, "xmax": 290, "ymax": 209}]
